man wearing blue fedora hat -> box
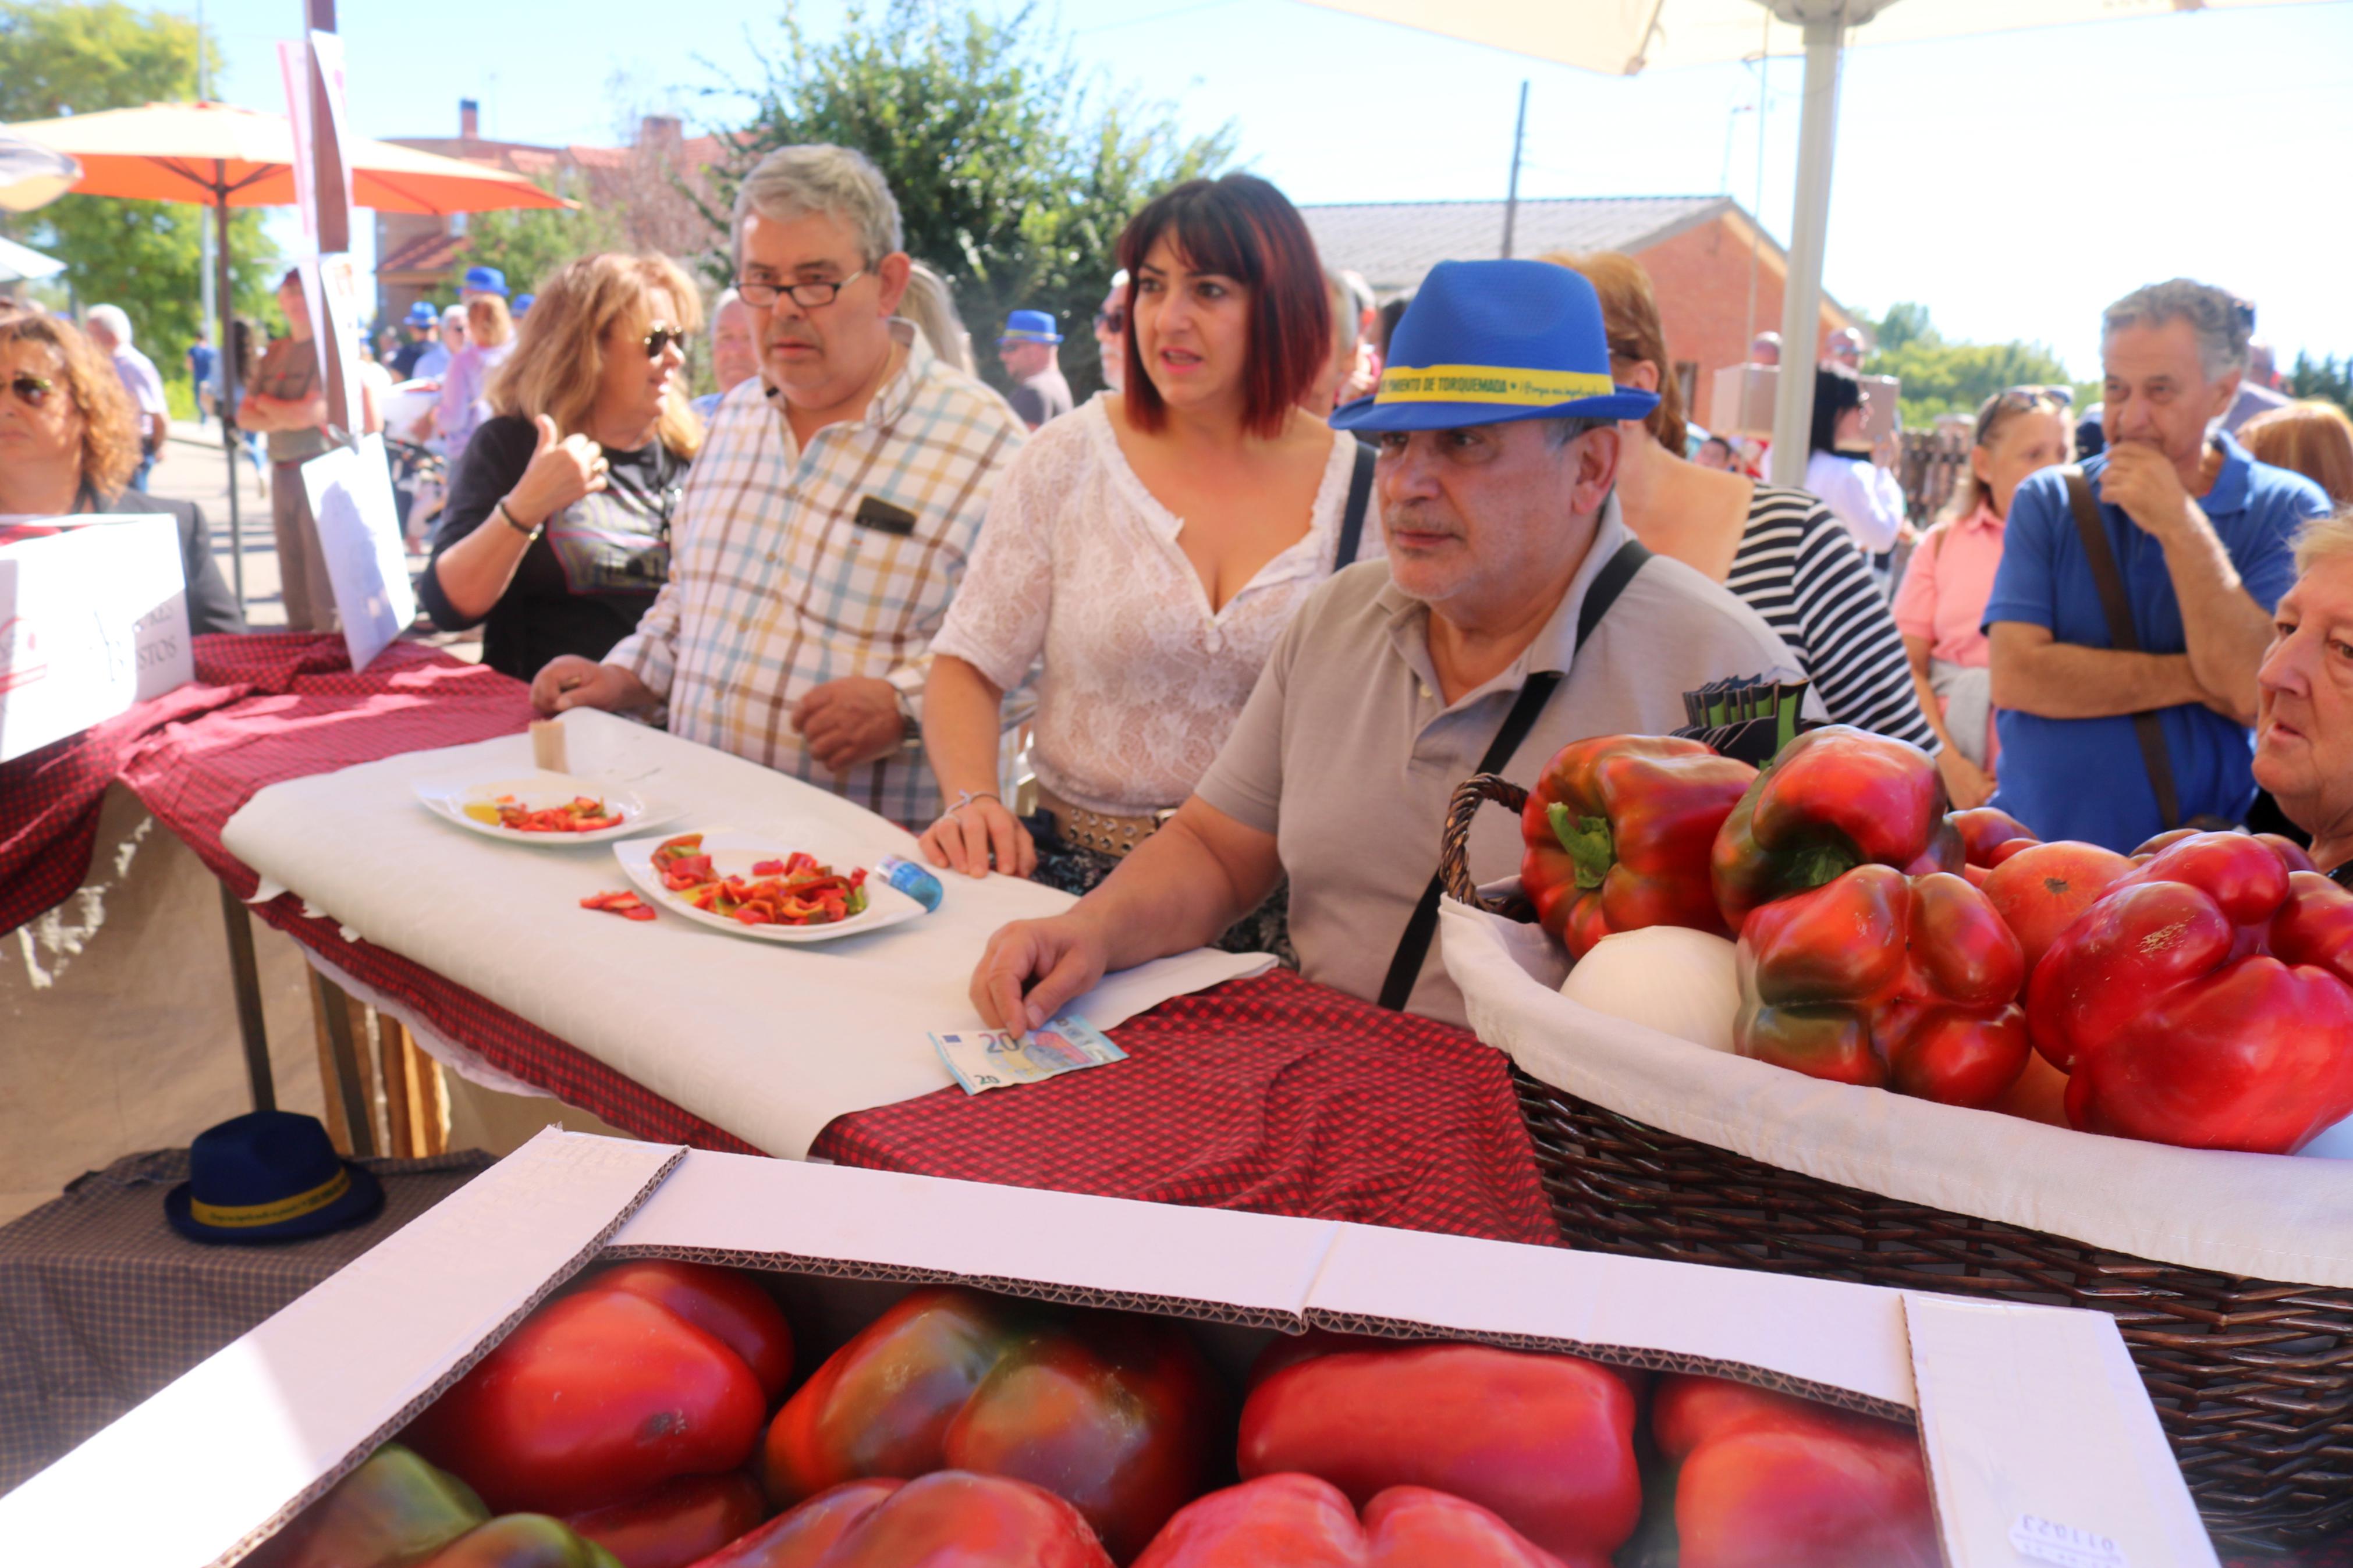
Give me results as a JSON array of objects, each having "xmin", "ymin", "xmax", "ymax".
[
  {"xmin": 969, "ymin": 259, "xmax": 1807, "ymax": 1028},
  {"xmin": 998, "ymin": 308, "xmax": 1071, "ymax": 429},
  {"xmin": 389, "ymin": 299, "xmax": 439, "ymax": 380}
]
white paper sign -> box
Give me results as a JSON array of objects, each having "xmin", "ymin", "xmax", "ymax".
[
  {"xmin": 0, "ymin": 516, "xmax": 193, "ymax": 763},
  {"xmin": 300, "ymin": 437, "xmax": 415, "ymax": 673}
]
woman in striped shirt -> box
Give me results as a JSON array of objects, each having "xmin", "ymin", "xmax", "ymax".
[{"xmin": 1542, "ymin": 251, "xmax": 1939, "ymax": 758}]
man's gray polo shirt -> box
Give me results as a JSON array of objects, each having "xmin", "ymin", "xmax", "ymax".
[{"xmin": 1196, "ymin": 508, "xmax": 1807, "ymax": 1027}]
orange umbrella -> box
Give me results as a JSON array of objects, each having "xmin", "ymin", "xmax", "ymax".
[
  {"xmin": 3, "ymin": 99, "xmax": 572, "ymax": 214},
  {"xmin": 3, "ymin": 100, "xmax": 572, "ymax": 610}
]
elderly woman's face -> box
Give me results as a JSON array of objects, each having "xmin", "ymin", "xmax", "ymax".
[
  {"xmin": 2253, "ymin": 551, "xmax": 2353, "ymax": 845},
  {"xmin": 0, "ymin": 339, "xmax": 82, "ymax": 470}
]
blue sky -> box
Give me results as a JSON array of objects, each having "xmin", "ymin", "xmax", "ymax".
[{"xmin": 187, "ymin": 0, "xmax": 2353, "ymax": 377}]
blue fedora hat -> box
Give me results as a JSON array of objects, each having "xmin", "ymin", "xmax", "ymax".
[
  {"xmin": 1332, "ymin": 259, "xmax": 1659, "ymax": 432},
  {"xmin": 512, "ymin": 293, "xmax": 535, "ymax": 317},
  {"xmin": 999, "ymin": 308, "xmax": 1062, "ymax": 345},
  {"xmin": 165, "ymin": 1110, "xmax": 383, "ymax": 1246},
  {"xmin": 462, "ymin": 264, "xmax": 508, "ymax": 297},
  {"xmin": 404, "ymin": 300, "xmax": 438, "ymax": 328}
]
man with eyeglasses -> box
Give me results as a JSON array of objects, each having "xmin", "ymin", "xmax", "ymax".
[
  {"xmin": 1986, "ymin": 278, "xmax": 2332, "ymax": 851},
  {"xmin": 531, "ymin": 144, "xmax": 1029, "ymax": 831},
  {"xmin": 1092, "ymin": 273, "xmax": 1127, "ymax": 395}
]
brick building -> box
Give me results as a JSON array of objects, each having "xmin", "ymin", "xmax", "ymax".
[
  {"xmin": 373, "ymin": 98, "xmax": 726, "ymax": 326},
  {"xmin": 1299, "ymin": 195, "xmax": 1855, "ymax": 432}
]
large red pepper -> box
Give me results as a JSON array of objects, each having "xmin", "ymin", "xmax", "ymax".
[
  {"xmin": 566, "ymin": 1474, "xmax": 769, "ymax": 1568},
  {"xmin": 407, "ymin": 1263, "xmax": 788, "ymax": 1515},
  {"xmin": 1710, "ymin": 726, "xmax": 1961, "ymax": 933},
  {"xmin": 1234, "ymin": 1337, "xmax": 1639, "ymax": 1564},
  {"xmin": 762, "ymin": 1286, "xmax": 1222, "ymax": 1563},
  {"xmin": 690, "ymin": 1472, "xmax": 1113, "ymax": 1568},
  {"xmin": 2028, "ymin": 831, "xmax": 2353, "ymax": 1153},
  {"xmin": 1651, "ymin": 1375, "xmax": 1938, "ymax": 1568},
  {"xmin": 1734, "ymin": 864, "xmax": 2029, "ymax": 1107},
  {"xmin": 1519, "ymin": 736, "xmax": 1757, "ymax": 958},
  {"xmin": 1947, "ymin": 806, "xmax": 2038, "ymax": 869},
  {"xmin": 1131, "ymin": 1475, "xmax": 1574, "ymax": 1568}
]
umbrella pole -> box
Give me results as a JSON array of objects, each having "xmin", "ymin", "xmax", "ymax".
[
  {"xmin": 212, "ymin": 189, "xmax": 243, "ymax": 613},
  {"xmin": 1768, "ymin": 13, "xmax": 1847, "ymax": 489}
]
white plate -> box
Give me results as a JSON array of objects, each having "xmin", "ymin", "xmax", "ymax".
[
  {"xmin": 412, "ymin": 770, "xmax": 676, "ymax": 847},
  {"xmin": 612, "ymin": 830, "xmax": 924, "ymax": 944}
]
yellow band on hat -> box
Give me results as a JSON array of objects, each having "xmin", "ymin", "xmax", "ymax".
[
  {"xmin": 1375, "ymin": 363, "xmax": 1617, "ymax": 407},
  {"xmin": 191, "ymin": 1167, "xmax": 350, "ymax": 1229}
]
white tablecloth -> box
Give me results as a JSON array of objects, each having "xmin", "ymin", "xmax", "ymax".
[
  {"xmin": 221, "ymin": 709, "xmax": 1270, "ymax": 1156},
  {"xmin": 1442, "ymin": 898, "xmax": 2353, "ymax": 1288}
]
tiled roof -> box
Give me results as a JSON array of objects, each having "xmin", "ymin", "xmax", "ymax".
[
  {"xmin": 376, "ymin": 230, "xmax": 467, "ymax": 278},
  {"xmin": 1300, "ymin": 195, "xmax": 1736, "ymax": 294}
]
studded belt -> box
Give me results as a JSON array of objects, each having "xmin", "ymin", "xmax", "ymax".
[{"xmin": 1035, "ymin": 786, "xmax": 1179, "ymax": 859}]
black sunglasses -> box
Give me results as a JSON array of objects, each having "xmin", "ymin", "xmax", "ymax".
[
  {"xmin": 1094, "ymin": 308, "xmax": 1127, "ymax": 335},
  {"xmin": 641, "ymin": 325, "xmax": 685, "ymax": 360},
  {"xmin": 5, "ymin": 372, "xmax": 55, "ymax": 408}
]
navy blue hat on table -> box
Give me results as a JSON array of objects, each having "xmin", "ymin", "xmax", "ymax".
[
  {"xmin": 404, "ymin": 300, "xmax": 438, "ymax": 328},
  {"xmin": 165, "ymin": 1110, "xmax": 383, "ymax": 1245},
  {"xmin": 462, "ymin": 264, "xmax": 508, "ymax": 297},
  {"xmin": 998, "ymin": 309, "xmax": 1062, "ymax": 345},
  {"xmin": 1331, "ymin": 259, "xmax": 1660, "ymax": 433}
]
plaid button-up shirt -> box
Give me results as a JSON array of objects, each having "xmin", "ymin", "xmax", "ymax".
[{"xmin": 605, "ymin": 324, "xmax": 1027, "ymax": 829}]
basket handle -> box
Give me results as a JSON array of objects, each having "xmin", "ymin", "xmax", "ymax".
[{"xmin": 1439, "ymin": 773, "xmax": 1531, "ymax": 916}]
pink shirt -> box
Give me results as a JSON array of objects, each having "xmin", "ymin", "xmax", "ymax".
[{"xmin": 1893, "ymin": 503, "xmax": 2006, "ymax": 667}]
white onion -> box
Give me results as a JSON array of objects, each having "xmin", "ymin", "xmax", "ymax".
[{"xmin": 1559, "ymin": 926, "xmax": 1740, "ymax": 1052}]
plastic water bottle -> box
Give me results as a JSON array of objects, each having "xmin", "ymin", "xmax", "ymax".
[{"xmin": 875, "ymin": 854, "xmax": 943, "ymax": 913}]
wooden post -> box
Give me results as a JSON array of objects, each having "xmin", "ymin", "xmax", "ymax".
[{"xmin": 308, "ymin": 968, "xmax": 376, "ymax": 1157}]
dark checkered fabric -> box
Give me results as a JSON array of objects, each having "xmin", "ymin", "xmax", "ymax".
[{"xmin": 0, "ymin": 1147, "xmax": 491, "ymax": 1495}]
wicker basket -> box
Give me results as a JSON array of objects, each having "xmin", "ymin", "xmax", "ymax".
[{"xmin": 1443, "ymin": 772, "xmax": 2353, "ymax": 1550}]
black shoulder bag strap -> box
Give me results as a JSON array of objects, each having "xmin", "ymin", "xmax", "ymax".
[
  {"xmin": 1375, "ymin": 537, "xmax": 1655, "ymax": 1011},
  {"xmin": 2061, "ymin": 466, "xmax": 2181, "ymax": 831},
  {"xmin": 1333, "ymin": 441, "xmax": 1377, "ymax": 569}
]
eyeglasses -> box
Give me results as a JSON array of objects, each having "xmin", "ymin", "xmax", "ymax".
[
  {"xmin": 3, "ymin": 372, "xmax": 55, "ymax": 408},
  {"xmin": 641, "ymin": 325, "xmax": 684, "ymax": 359},
  {"xmin": 1094, "ymin": 309, "xmax": 1127, "ymax": 335},
  {"xmin": 736, "ymin": 270, "xmax": 867, "ymax": 310}
]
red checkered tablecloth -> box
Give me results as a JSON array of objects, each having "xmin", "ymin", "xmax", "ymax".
[{"xmin": 66, "ymin": 635, "xmax": 1553, "ymax": 1245}]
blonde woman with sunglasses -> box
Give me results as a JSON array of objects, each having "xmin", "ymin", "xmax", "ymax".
[
  {"xmin": 418, "ymin": 253, "xmax": 704, "ymax": 681},
  {"xmin": 0, "ymin": 311, "xmax": 244, "ymax": 633}
]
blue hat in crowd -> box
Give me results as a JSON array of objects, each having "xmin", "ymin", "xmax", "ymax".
[
  {"xmin": 1331, "ymin": 259, "xmax": 1660, "ymax": 433},
  {"xmin": 165, "ymin": 1110, "xmax": 384, "ymax": 1246},
  {"xmin": 999, "ymin": 309, "xmax": 1062, "ymax": 345},
  {"xmin": 512, "ymin": 293, "xmax": 535, "ymax": 317},
  {"xmin": 462, "ymin": 265, "xmax": 508, "ymax": 297},
  {"xmin": 404, "ymin": 300, "xmax": 438, "ymax": 328}
]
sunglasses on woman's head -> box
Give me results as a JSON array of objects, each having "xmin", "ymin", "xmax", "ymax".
[{"xmin": 4, "ymin": 372, "xmax": 54, "ymax": 407}]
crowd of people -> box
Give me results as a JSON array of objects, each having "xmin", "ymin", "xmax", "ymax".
[{"xmin": 6, "ymin": 138, "xmax": 2350, "ymax": 1037}]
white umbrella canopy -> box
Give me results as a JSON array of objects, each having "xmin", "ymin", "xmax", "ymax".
[
  {"xmin": 0, "ymin": 234, "xmax": 66, "ymax": 284},
  {"xmin": 1295, "ymin": 0, "xmax": 2333, "ymax": 482},
  {"xmin": 0, "ymin": 130, "xmax": 80, "ymax": 214}
]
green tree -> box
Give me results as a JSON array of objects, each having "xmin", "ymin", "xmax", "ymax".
[
  {"xmin": 1862, "ymin": 304, "xmax": 2078, "ymax": 426},
  {"xmin": 709, "ymin": 0, "xmax": 1232, "ymax": 398},
  {"xmin": 2288, "ymin": 351, "xmax": 2353, "ymax": 418},
  {"xmin": 0, "ymin": 2, "xmax": 277, "ymax": 402},
  {"xmin": 440, "ymin": 169, "xmax": 630, "ymax": 306}
]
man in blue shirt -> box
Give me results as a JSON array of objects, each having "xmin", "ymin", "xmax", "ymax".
[{"xmin": 1986, "ymin": 278, "xmax": 2331, "ymax": 851}]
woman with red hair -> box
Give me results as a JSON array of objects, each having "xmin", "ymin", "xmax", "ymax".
[{"xmin": 918, "ymin": 174, "xmax": 1375, "ymax": 955}]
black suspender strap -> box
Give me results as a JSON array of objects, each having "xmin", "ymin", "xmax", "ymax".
[
  {"xmin": 2062, "ymin": 467, "xmax": 2182, "ymax": 831},
  {"xmin": 1333, "ymin": 441, "xmax": 1377, "ymax": 570},
  {"xmin": 1375, "ymin": 537, "xmax": 1653, "ymax": 1011}
]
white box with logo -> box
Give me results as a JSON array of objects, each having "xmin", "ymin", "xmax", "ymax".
[{"xmin": 0, "ymin": 514, "xmax": 194, "ymax": 764}]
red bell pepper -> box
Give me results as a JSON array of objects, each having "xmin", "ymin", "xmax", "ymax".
[
  {"xmin": 2028, "ymin": 831, "xmax": 2353, "ymax": 1152},
  {"xmin": 1131, "ymin": 1475, "xmax": 1575, "ymax": 1568},
  {"xmin": 1651, "ymin": 1375, "xmax": 1937, "ymax": 1568},
  {"xmin": 1519, "ymin": 736, "xmax": 1756, "ymax": 958},
  {"xmin": 1978, "ymin": 840, "xmax": 2134, "ymax": 971},
  {"xmin": 591, "ymin": 1262, "xmax": 794, "ymax": 1401},
  {"xmin": 566, "ymin": 1474, "xmax": 768, "ymax": 1568},
  {"xmin": 406, "ymin": 1274, "xmax": 773, "ymax": 1514},
  {"xmin": 1710, "ymin": 726, "xmax": 1961, "ymax": 933},
  {"xmin": 762, "ymin": 1286, "xmax": 1222, "ymax": 1563},
  {"xmin": 1234, "ymin": 1337, "xmax": 1639, "ymax": 1564},
  {"xmin": 691, "ymin": 1472, "xmax": 1113, "ymax": 1568},
  {"xmin": 250, "ymin": 1444, "xmax": 489, "ymax": 1568},
  {"xmin": 1948, "ymin": 806, "xmax": 2037, "ymax": 868},
  {"xmin": 1734, "ymin": 864, "xmax": 2029, "ymax": 1107}
]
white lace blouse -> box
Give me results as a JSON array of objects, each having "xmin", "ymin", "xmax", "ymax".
[{"xmin": 931, "ymin": 394, "xmax": 1378, "ymax": 817}]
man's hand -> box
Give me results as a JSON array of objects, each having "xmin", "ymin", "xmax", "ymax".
[
  {"xmin": 530, "ymin": 655, "xmax": 646, "ymax": 717},
  {"xmin": 2100, "ymin": 442, "xmax": 2200, "ymax": 542},
  {"xmin": 970, "ymin": 913, "xmax": 1109, "ymax": 1033},
  {"xmin": 793, "ymin": 677, "xmax": 903, "ymax": 773}
]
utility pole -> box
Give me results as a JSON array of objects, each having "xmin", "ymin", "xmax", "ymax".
[
  {"xmin": 1499, "ymin": 80, "xmax": 1528, "ymax": 260},
  {"xmin": 197, "ymin": 0, "xmax": 215, "ymax": 334}
]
